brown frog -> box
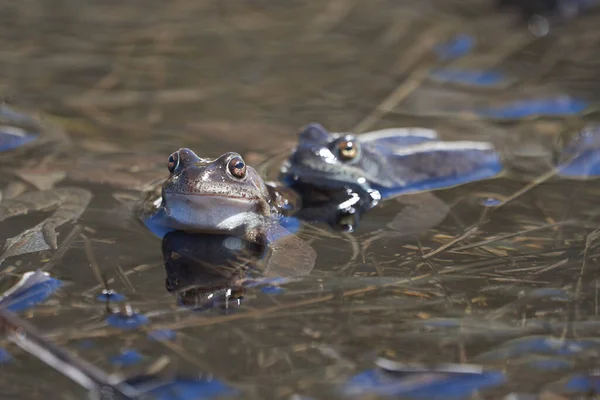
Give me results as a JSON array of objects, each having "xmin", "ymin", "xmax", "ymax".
[{"xmin": 140, "ymin": 148, "xmax": 316, "ymax": 277}]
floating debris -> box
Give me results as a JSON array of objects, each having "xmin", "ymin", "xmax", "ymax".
[
  {"xmin": 260, "ymin": 285, "xmax": 285, "ymax": 295},
  {"xmin": 342, "ymin": 367, "xmax": 505, "ymax": 399},
  {"xmin": 0, "ymin": 125, "xmax": 38, "ymax": 152},
  {"xmin": 0, "ymin": 270, "xmax": 62, "ymax": 313},
  {"xmin": 563, "ymin": 373, "xmax": 600, "ymax": 393},
  {"xmin": 106, "ymin": 304, "xmax": 149, "ymax": 330},
  {"xmin": 0, "ymin": 307, "xmax": 141, "ymax": 398},
  {"xmin": 109, "ymin": 349, "xmax": 144, "ymax": 367},
  {"xmin": 0, "ymin": 348, "xmax": 12, "ymax": 364},
  {"xmin": 279, "ymin": 216, "xmax": 301, "ymax": 234},
  {"xmin": 432, "ymin": 34, "xmax": 475, "ymax": 61},
  {"xmin": 429, "ymin": 69, "xmax": 509, "ymax": 88},
  {"xmin": 375, "ymin": 358, "xmax": 484, "ymax": 375},
  {"xmin": 557, "ymin": 125, "xmax": 600, "ymax": 178}
]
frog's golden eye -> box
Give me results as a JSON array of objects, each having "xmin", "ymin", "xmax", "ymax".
[
  {"xmin": 228, "ymin": 156, "xmax": 246, "ymax": 179},
  {"xmin": 167, "ymin": 151, "xmax": 180, "ymax": 173},
  {"xmin": 337, "ymin": 139, "xmax": 358, "ymax": 160}
]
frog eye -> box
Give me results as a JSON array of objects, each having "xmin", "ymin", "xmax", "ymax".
[
  {"xmin": 167, "ymin": 152, "xmax": 180, "ymax": 173},
  {"xmin": 337, "ymin": 139, "xmax": 359, "ymax": 160},
  {"xmin": 228, "ymin": 156, "xmax": 246, "ymax": 179}
]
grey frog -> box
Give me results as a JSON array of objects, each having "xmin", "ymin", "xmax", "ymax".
[{"xmin": 280, "ymin": 123, "xmax": 503, "ymax": 236}]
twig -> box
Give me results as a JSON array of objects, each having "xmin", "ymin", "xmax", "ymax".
[{"xmin": 0, "ymin": 307, "xmax": 141, "ymax": 399}]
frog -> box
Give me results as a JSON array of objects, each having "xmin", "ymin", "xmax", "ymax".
[
  {"xmin": 0, "ymin": 104, "xmax": 166, "ymax": 264},
  {"xmin": 281, "ymin": 122, "xmax": 600, "ymax": 236},
  {"xmin": 140, "ymin": 148, "xmax": 317, "ymax": 277},
  {"xmin": 280, "ymin": 123, "xmax": 505, "ymax": 236}
]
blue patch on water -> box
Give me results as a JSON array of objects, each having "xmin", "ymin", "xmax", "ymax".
[
  {"xmin": 148, "ymin": 329, "xmax": 176, "ymax": 341},
  {"xmin": 430, "ymin": 69, "xmax": 508, "ymax": 87},
  {"xmin": 433, "ymin": 34, "xmax": 475, "ymax": 61},
  {"xmin": 564, "ymin": 374, "xmax": 600, "ymax": 393},
  {"xmin": 109, "ymin": 349, "xmax": 143, "ymax": 367},
  {"xmin": 0, "ymin": 129, "xmax": 38, "ymax": 152},
  {"xmin": 128, "ymin": 376, "xmax": 238, "ymax": 400},
  {"xmin": 556, "ymin": 125, "xmax": 600, "ymax": 178},
  {"xmin": 144, "ymin": 203, "xmax": 299, "ymax": 241},
  {"xmin": 245, "ymin": 277, "xmax": 290, "ymax": 289},
  {"xmin": 343, "ymin": 368, "xmax": 505, "ymax": 399},
  {"xmin": 279, "ymin": 216, "xmax": 301, "ymax": 234},
  {"xmin": 526, "ymin": 288, "xmax": 570, "ymax": 300},
  {"xmin": 96, "ymin": 291, "xmax": 126, "ymax": 302},
  {"xmin": 260, "ymin": 285, "xmax": 285, "ymax": 295},
  {"xmin": 478, "ymin": 96, "xmax": 589, "ymax": 119},
  {"xmin": 143, "ymin": 208, "xmax": 176, "ymax": 239},
  {"xmin": 0, "ymin": 348, "xmax": 12, "ymax": 364},
  {"xmin": 2, "ymin": 277, "xmax": 63, "ymax": 313},
  {"xmin": 76, "ymin": 340, "xmax": 95, "ymax": 349},
  {"xmin": 558, "ymin": 149, "xmax": 600, "ymax": 178},
  {"xmin": 480, "ymin": 197, "xmax": 502, "ymax": 207},
  {"xmin": 106, "ymin": 312, "xmax": 149, "ymax": 330}
]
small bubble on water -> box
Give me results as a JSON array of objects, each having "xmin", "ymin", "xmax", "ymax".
[
  {"xmin": 529, "ymin": 15, "xmax": 550, "ymax": 37},
  {"xmin": 96, "ymin": 289, "xmax": 126, "ymax": 302},
  {"xmin": 480, "ymin": 197, "xmax": 502, "ymax": 207}
]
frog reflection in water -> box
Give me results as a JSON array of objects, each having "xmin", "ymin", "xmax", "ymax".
[
  {"xmin": 162, "ymin": 230, "xmax": 262, "ymax": 310},
  {"xmin": 281, "ymin": 123, "xmax": 504, "ymax": 235},
  {"xmin": 0, "ymin": 105, "xmax": 165, "ymax": 262},
  {"xmin": 141, "ymin": 148, "xmax": 317, "ymax": 277}
]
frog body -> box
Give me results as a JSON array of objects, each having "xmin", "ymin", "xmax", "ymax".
[
  {"xmin": 141, "ymin": 148, "xmax": 316, "ymax": 277},
  {"xmin": 280, "ymin": 123, "xmax": 503, "ymax": 235}
]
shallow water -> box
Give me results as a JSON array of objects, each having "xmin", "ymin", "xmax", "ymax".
[{"xmin": 2, "ymin": 0, "xmax": 600, "ymax": 399}]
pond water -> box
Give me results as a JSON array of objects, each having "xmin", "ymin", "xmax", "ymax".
[{"xmin": 1, "ymin": 0, "xmax": 600, "ymax": 399}]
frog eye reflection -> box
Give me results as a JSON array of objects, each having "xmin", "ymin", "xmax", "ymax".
[
  {"xmin": 337, "ymin": 139, "xmax": 358, "ymax": 160},
  {"xmin": 228, "ymin": 157, "xmax": 246, "ymax": 179},
  {"xmin": 167, "ymin": 152, "xmax": 180, "ymax": 173}
]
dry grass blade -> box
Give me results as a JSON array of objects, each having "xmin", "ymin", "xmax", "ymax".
[
  {"xmin": 41, "ymin": 225, "xmax": 82, "ymax": 272},
  {"xmin": 82, "ymin": 234, "xmax": 108, "ymax": 291},
  {"xmin": 452, "ymin": 221, "xmax": 574, "ymax": 252},
  {"xmin": 574, "ymin": 228, "xmax": 600, "ymax": 318},
  {"xmin": 301, "ymin": 0, "xmax": 358, "ymax": 41},
  {"xmin": 0, "ymin": 308, "xmax": 140, "ymax": 399},
  {"xmin": 421, "ymin": 226, "xmax": 479, "ymax": 260}
]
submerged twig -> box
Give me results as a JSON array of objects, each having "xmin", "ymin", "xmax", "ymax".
[
  {"xmin": 0, "ymin": 307, "xmax": 141, "ymax": 399},
  {"xmin": 42, "ymin": 225, "xmax": 82, "ymax": 272}
]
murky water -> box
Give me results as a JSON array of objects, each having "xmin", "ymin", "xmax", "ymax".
[{"xmin": 2, "ymin": 0, "xmax": 600, "ymax": 399}]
